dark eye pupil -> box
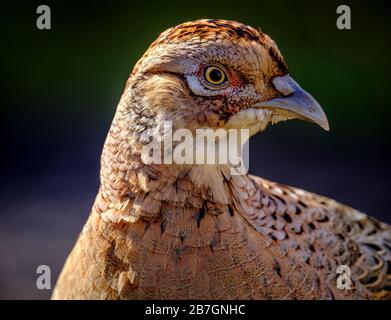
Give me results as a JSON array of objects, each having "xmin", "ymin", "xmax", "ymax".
[{"xmin": 209, "ymin": 68, "xmax": 222, "ymax": 82}]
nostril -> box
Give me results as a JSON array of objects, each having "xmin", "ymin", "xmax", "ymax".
[{"xmin": 272, "ymin": 75, "xmax": 296, "ymax": 96}]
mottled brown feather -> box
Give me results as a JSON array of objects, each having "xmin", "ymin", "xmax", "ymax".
[{"xmin": 52, "ymin": 19, "xmax": 391, "ymax": 300}]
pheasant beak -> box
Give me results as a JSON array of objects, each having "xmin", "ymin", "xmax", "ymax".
[{"xmin": 253, "ymin": 75, "xmax": 330, "ymax": 131}]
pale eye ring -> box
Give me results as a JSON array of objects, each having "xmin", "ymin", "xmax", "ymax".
[{"xmin": 204, "ymin": 66, "xmax": 227, "ymax": 86}]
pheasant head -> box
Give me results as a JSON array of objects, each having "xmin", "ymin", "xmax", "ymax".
[
  {"xmin": 128, "ymin": 19, "xmax": 328, "ymax": 135},
  {"xmin": 99, "ymin": 19, "xmax": 329, "ymax": 209}
]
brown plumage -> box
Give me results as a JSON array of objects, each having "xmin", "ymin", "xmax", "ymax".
[{"xmin": 52, "ymin": 19, "xmax": 391, "ymax": 300}]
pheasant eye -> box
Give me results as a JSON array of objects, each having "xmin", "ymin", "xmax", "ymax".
[{"xmin": 204, "ymin": 66, "xmax": 227, "ymax": 86}]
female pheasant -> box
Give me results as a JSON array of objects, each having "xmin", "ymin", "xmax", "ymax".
[{"xmin": 53, "ymin": 19, "xmax": 391, "ymax": 299}]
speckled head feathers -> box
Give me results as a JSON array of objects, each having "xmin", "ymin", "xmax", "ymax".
[
  {"xmin": 133, "ymin": 19, "xmax": 289, "ymax": 76},
  {"xmin": 153, "ymin": 19, "xmax": 271, "ymax": 47}
]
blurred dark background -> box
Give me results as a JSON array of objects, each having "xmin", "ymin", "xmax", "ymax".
[{"xmin": 1, "ymin": 0, "xmax": 390, "ymax": 299}]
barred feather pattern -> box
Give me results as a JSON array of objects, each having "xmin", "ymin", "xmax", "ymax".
[{"xmin": 52, "ymin": 19, "xmax": 391, "ymax": 300}]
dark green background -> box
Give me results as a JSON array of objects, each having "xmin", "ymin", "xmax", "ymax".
[
  {"xmin": 3, "ymin": 0, "xmax": 391, "ymax": 135},
  {"xmin": 0, "ymin": 0, "xmax": 390, "ymax": 299}
]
